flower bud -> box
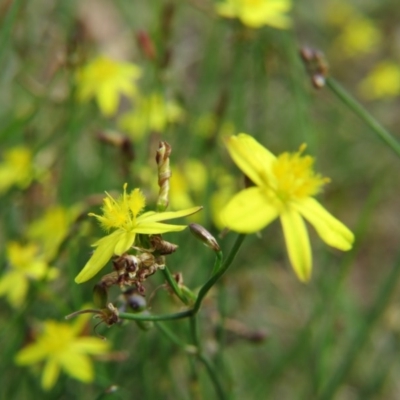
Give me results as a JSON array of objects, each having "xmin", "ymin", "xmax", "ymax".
[
  {"xmin": 93, "ymin": 283, "xmax": 108, "ymax": 309},
  {"xmin": 189, "ymin": 223, "xmax": 221, "ymax": 252},
  {"xmin": 155, "ymin": 141, "xmax": 171, "ymax": 212},
  {"xmin": 125, "ymin": 292, "xmax": 147, "ymax": 313}
]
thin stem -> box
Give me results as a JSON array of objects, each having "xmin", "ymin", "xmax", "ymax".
[
  {"xmin": 156, "ymin": 322, "xmax": 197, "ymax": 354},
  {"xmin": 119, "ymin": 309, "xmax": 192, "ymax": 321},
  {"xmin": 198, "ymin": 353, "xmax": 228, "ymax": 400},
  {"xmin": 161, "ymin": 265, "xmax": 189, "ymax": 305},
  {"xmin": 193, "ymin": 235, "xmax": 245, "ymax": 314},
  {"xmin": 326, "ymin": 77, "xmax": 400, "ymax": 158}
]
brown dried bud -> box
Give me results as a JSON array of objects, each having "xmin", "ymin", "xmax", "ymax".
[
  {"xmin": 150, "ymin": 234, "xmax": 178, "ymax": 255},
  {"xmin": 312, "ymin": 74, "xmax": 326, "ymax": 89},
  {"xmin": 136, "ymin": 30, "xmax": 157, "ymax": 61},
  {"xmin": 93, "ymin": 283, "xmax": 108, "ymax": 308},
  {"xmin": 189, "ymin": 223, "xmax": 221, "ymax": 252},
  {"xmin": 155, "ymin": 141, "xmax": 172, "ymax": 212}
]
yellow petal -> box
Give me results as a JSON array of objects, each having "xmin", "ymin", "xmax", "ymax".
[
  {"xmin": 97, "ymin": 83, "xmax": 119, "ymax": 117},
  {"xmin": 138, "ymin": 206, "xmax": 203, "ymax": 223},
  {"xmin": 280, "ymin": 209, "xmax": 312, "ymax": 282},
  {"xmin": 225, "ymin": 134, "xmax": 276, "ymax": 188},
  {"xmin": 7, "ymin": 274, "xmax": 28, "ymax": 308},
  {"xmin": 42, "ymin": 359, "xmax": 60, "ymax": 390},
  {"xmin": 220, "ymin": 187, "xmax": 278, "ymax": 233},
  {"xmin": 74, "ymin": 231, "xmax": 123, "ymax": 283},
  {"xmin": 60, "ymin": 353, "xmax": 93, "ymax": 383},
  {"xmin": 15, "ymin": 342, "xmax": 47, "ymax": 365},
  {"xmin": 295, "ymin": 197, "xmax": 354, "ymax": 251},
  {"xmin": 114, "ymin": 231, "xmax": 136, "ymax": 255},
  {"xmin": 135, "ymin": 222, "xmax": 188, "ymax": 234},
  {"xmin": 71, "ymin": 337, "xmax": 110, "ymax": 354}
]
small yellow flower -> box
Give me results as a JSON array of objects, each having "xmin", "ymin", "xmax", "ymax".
[
  {"xmin": 220, "ymin": 134, "xmax": 354, "ymax": 282},
  {"xmin": 27, "ymin": 205, "xmax": 82, "ymax": 260},
  {"xmin": 359, "ymin": 61, "xmax": 400, "ymax": 99},
  {"xmin": 0, "ymin": 147, "xmax": 35, "ymax": 194},
  {"xmin": 75, "ymin": 184, "xmax": 202, "ymax": 283},
  {"xmin": 118, "ymin": 93, "xmax": 184, "ymax": 140},
  {"xmin": 216, "ymin": 0, "xmax": 292, "ymax": 29},
  {"xmin": 0, "ymin": 242, "xmax": 58, "ymax": 307},
  {"xmin": 15, "ymin": 316, "xmax": 109, "ymax": 390},
  {"xmin": 75, "ymin": 56, "xmax": 142, "ymax": 117}
]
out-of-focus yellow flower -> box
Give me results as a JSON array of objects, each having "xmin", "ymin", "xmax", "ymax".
[
  {"xmin": 75, "ymin": 56, "xmax": 142, "ymax": 117},
  {"xmin": 170, "ymin": 160, "xmax": 208, "ymax": 218},
  {"xmin": 359, "ymin": 61, "xmax": 400, "ymax": 99},
  {"xmin": 0, "ymin": 242, "xmax": 58, "ymax": 307},
  {"xmin": 333, "ymin": 18, "xmax": 381, "ymax": 57},
  {"xmin": 215, "ymin": 0, "xmax": 292, "ymax": 29},
  {"xmin": 27, "ymin": 205, "xmax": 82, "ymax": 260},
  {"xmin": 193, "ymin": 113, "xmax": 236, "ymax": 139},
  {"xmin": 118, "ymin": 93, "xmax": 184, "ymax": 140},
  {"xmin": 75, "ymin": 184, "xmax": 202, "ymax": 283},
  {"xmin": 326, "ymin": 2, "xmax": 381, "ymax": 58},
  {"xmin": 15, "ymin": 315, "xmax": 109, "ymax": 390},
  {"xmin": 220, "ymin": 134, "xmax": 354, "ymax": 282},
  {"xmin": 0, "ymin": 147, "xmax": 35, "ymax": 194},
  {"xmin": 210, "ymin": 168, "xmax": 237, "ymax": 230}
]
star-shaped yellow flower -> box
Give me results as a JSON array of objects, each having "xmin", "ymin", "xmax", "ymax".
[
  {"xmin": 216, "ymin": 0, "xmax": 292, "ymax": 29},
  {"xmin": 15, "ymin": 316, "xmax": 109, "ymax": 390},
  {"xmin": 220, "ymin": 134, "xmax": 354, "ymax": 282},
  {"xmin": 75, "ymin": 184, "xmax": 202, "ymax": 283},
  {"xmin": 75, "ymin": 56, "xmax": 141, "ymax": 117},
  {"xmin": 0, "ymin": 242, "xmax": 58, "ymax": 307}
]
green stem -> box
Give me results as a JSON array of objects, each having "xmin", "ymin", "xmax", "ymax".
[
  {"xmin": 326, "ymin": 77, "xmax": 400, "ymax": 158},
  {"xmin": 156, "ymin": 322, "xmax": 197, "ymax": 354},
  {"xmin": 161, "ymin": 265, "xmax": 188, "ymax": 305},
  {"xmin": 319, "ymin": 252, "xmax": 400, "ymax": 400},
  {"xmin": 193, "ymin": 235, "xmax": 245, "ymax": 314},
  {"xmin": 119, "ymin": 309, "xmax": 192, "ymax": 321},
  {"xmin": 198, "ymin": 353, "xmax": 228, "ymax": 400}
]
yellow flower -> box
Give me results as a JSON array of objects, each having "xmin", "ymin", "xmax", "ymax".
[
  {"xmin": 220, "ymin": 134, "xmax": 354, "ymax": 282},
  {"xmin": 359, "ymin": 61, "xmax": 400, "ymax": 99},
  {"xmin": 0, "ymin": 147, "xmax": 34, "ymax": 194},
  {"xmin": 75, "ymin": 56, "xmax": 142, "ymax": 117},
  {"xmin": 15, "ymin": 315, "xmax": 109, "ymax": 390},
  {"xmin": 75, "ymin": 184, "xmax": 202, "ymax": 283},
  {"xmin": 118, "ymin": 93, "xmax": 184, "ymax": 140},
  {"xmin": 215, "ymin": 0, "xmax": 292, "ymax": 29},
  {"xmin": 0, "ymin": 242, "xmax": 58, "ymax": 307},
  {"xmin": 170, "ymin": 159, "xmax": 208, "ymax": 211},
  {"xmin": 27, "ymin": 205, "xmax": 82, "ymax": 260}
]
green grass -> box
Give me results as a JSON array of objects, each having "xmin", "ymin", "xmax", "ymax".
[{"xmin": 1, "ymin": 1, "xmax": 400, "ymax": 399}]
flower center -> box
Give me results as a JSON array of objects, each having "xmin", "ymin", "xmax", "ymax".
[
  {"xmin": 91, "ymin": 58, "xmax": 119, "ymax": 81},
  {"xmin": 90, "ymin": 184, "xmax": 146, "ymax": 232},
  {"xmin": 271, "ymin": 144, "xmax": 329, "ymax": 202}
]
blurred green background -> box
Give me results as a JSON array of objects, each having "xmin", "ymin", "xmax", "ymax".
[{"xmin": 1, "ymin": 0, "xmax": 400, "ymax": 399}]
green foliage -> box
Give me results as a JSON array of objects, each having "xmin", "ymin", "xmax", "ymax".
[{"xmin": 1, "ymin": 0, "xmax": 400, "ymax": 399}]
